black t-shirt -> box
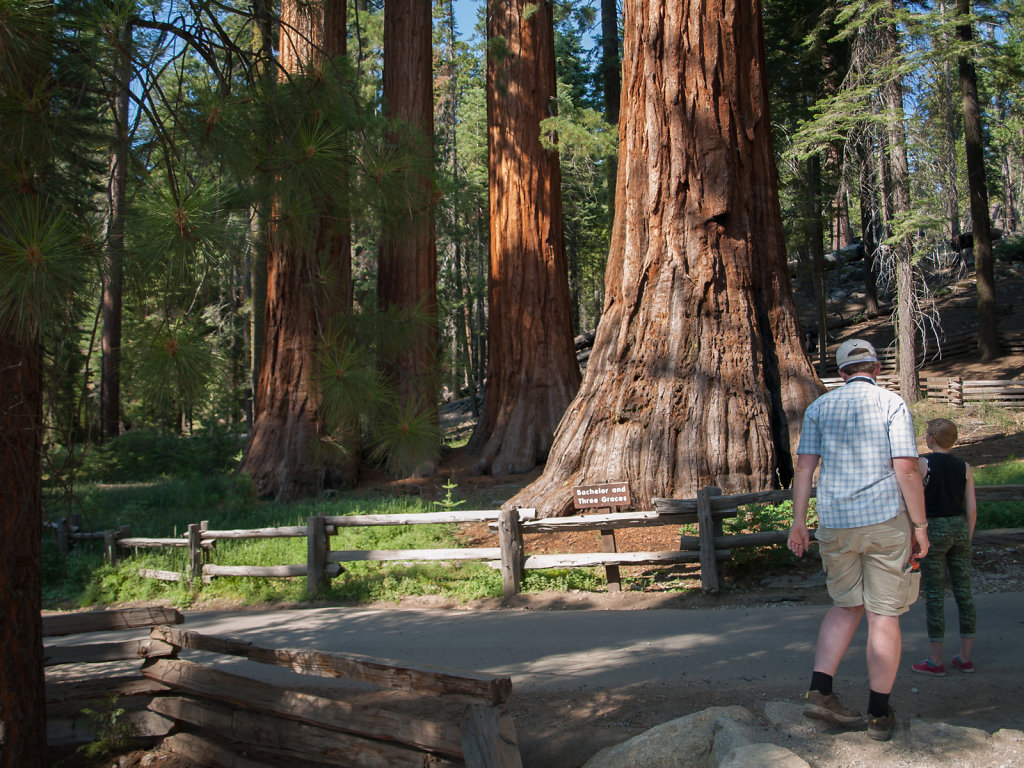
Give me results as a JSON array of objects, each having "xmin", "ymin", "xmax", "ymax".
[{"xmin": 923, "ymin": 452, "xmax": 967, "ymax": 518}]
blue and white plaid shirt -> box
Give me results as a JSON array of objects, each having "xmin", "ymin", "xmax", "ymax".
[{"xmin": 797, "ymin": 376, "xmax": 918, "ymax": 528}]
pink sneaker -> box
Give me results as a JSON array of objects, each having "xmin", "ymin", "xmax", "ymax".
[
  {"xmin": 912, "ymin": 658, "xmax": 947, "ymax": 676},
  {"xmin": 951, "ymin": 655, "xmax": 975, "ymax": 673}
]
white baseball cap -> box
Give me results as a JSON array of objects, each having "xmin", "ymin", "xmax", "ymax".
[{"xmin": 836, "ymin": 339, "xmax": 878, "ymax": 370}]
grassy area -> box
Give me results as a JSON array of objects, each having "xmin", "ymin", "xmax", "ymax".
[
  {"xmin": 42, "ymin": 479, "xmax": 498, "ymax": 608},
  {"xmin": 41, "ymin": 415, "xmax": 1024, "ymax": 611},
  {"xmin": 41, "ymin": 433, "xmax": 604, "ymax": 608}
]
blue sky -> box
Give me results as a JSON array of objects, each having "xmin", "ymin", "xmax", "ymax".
[{"xmin": 453, "ymin": 0, "xmax": 484, "ymax": 40}]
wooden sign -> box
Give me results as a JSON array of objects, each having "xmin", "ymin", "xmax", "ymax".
[{"xmin": 573, "ymin": 483, "xmax": 632, "ymax": 510}]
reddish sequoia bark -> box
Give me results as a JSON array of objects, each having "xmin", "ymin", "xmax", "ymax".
[
  {"xmin": 239, "ymin": 0, "xmax": 357, "ymax": 499},
  {"xmin": 0, "ymin": 336, "xmax": 47, "ymax": 767},
  {"xmin": 510, "ymin": 0, "xmax": 821, "ymax": 517},
  {"xmin": 471, "ymin": 0, "xmax": 581, "ymax": 476},
  {"xmin": 379, "ymin": 0, "xmax": 439, "ymax": 471}
]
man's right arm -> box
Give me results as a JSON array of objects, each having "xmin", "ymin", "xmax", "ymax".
[
  {"xmin": 788, "ymin": 452, "xmax": 820, "ymax": 558},
  {"xmin": 894, "ymin": 456, "xmax": 929, "ymax": 560}
]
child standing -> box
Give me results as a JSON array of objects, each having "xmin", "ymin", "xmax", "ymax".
[{"xmin": 912, "ymin": 418, "xmax": 978, "ymax": 676}]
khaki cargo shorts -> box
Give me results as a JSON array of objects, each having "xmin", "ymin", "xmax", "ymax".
[{"xmin": 815, "ymin": 514, "xmax": 920, "ymax": 616}]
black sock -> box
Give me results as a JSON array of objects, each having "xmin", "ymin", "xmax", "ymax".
[
  {"xmin": 868, "ymin": 690, "xmax": 890, "ymax": 718},
  {"xmin": 810, "ymin": 671, "xmax": 833, "ymax": 695}
]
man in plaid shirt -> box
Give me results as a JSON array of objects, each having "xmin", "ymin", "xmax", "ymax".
[{"xmin": 788, "ymin": 339, "xmax": 930, "ymax": 741}]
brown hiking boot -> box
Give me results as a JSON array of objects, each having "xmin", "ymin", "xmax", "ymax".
[
  {"xmin": 803, "ymin": 690, "xmax": 863, "ymax": 727},
  {"xmin": 868, "ymin": 706, "xmax": 895, "ymax": 741}
]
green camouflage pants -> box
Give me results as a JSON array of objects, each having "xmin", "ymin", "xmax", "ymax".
[{"xmin": 919, "ymin": 516, "xmax": 976, "ymax": 642}]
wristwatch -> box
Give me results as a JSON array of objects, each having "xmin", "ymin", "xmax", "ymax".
[{"xmin": 912, "ymin": 521, "xmax": 928, "ymax": 529}]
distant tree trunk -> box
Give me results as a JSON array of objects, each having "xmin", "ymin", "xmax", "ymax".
[
  {"xmin": 831, "ymin": 171, "xmax": 853, "ymax": 250},
  {"xmin": 957, "ymin": 0, "xmax": 998, "ymax": 360},
  {"xmin": 239, "ymin": 0, "xmax": 357, "ymax": 499},
  {"xmin": 943, "ymin": 23, "xmax": 963, "ymax": 248},
  {"xmin": 321, "ymin": 0, "xmax": 360, "ymax": 480},
  {"xmin": 101, "ymin": 18, "xmax": 131, "ymax": 440},
  {"xmin": 509, "ymin": 0, "xmax": 821, "ymax": 516},
  {"xmin": 808, "ymin": 155, "xmax": 828, "ymax": 375},
  {"xmin": 996, "ymin": 96, "xmax": 1019, "ymax": 234},
  {"xmin": 247, "ymin": 0, "xmax": 274, "ymax": 432},
  {"xmin": 857, "ymin": 141, "xmax": 882, "ymax": 316},
  {"xmin": 831, "ymin": 193, "xmax": 852, "ymax": 251},
  {"xmin": 245, "ymin": 213, "xmax": 264, "ymax": 430},
  {"xmin": 933, "ymin": 0, "xmax": 962, "ymax": 250},
  {"xmin": 600, "ymin": 0, "xmax": 620, "ymax": 221},
  {"xmin": 0, "ymin": 336, "xmax": 46, "ymax": 767},
  {"xmin": 470, "ymin": 0, "xmax": 581, "ymax": 476},
  {"xmin": 380, "ymin": 0, "xmax": 439, "ymax": 475},
  {"xmin": 439, "ymin": 0, "xmax": 476, "ymax": 398},
  {"xmin": 880, "ymin": 8, "xmax": 919, "ymax": 401},
  {"xmin": 999, "ymin": 101, "xmax": 1020, "ymax": 233}
]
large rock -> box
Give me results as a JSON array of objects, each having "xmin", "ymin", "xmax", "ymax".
[
  {"xmin": 908, "ymin": 719, "xmax": 991, "ymax": 751},
  {"xmin": 993, "ymin": 728, "xmax": 1024, "ymax": 748},
  {"xmin": 583, "ymin": 700, "xmax": 1022, "ymax": 768},
  {"xmin": 581, "ymin": 706, "xmax": 754, "ymax": 768},
  {"xmin": 709, "ymin": 717, "xmax": 759, "ymax": 767},
  {"xmin": 717, "ymin": 743, "xmax": 810, "ymax": 768}
]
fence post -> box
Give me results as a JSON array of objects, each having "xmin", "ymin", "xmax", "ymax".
[
  {"xmin": 188, "ymin": 524, "xmax": 202, "ymax": 581},
  {"xmin": 103, "ymin": 529, "xmax": 118, "ymax": 565},
  {"xmin": 599, "ymin": 523, "xmax": 621, "ymax": 592},
  {"xmin": 307, "ymin": 515, "xmax": 328, "ymax": 597},
  {"xmin": 56, "ymin": 518, "xmax": 70, "ymax": 555},
  {"xmin": 698, "ymin": 486, "xmax": 721, "ymax": 594},
  {"xmin": 948, "ymin": 377, "xmax": 964, "ymax": 407},
  {"xmin": 461, "ymin": 703, "xmax": 523, "ymax": 768},
  {"xmin": 498, "ymin": 508, "xmax": 523, "ymax": 600}
]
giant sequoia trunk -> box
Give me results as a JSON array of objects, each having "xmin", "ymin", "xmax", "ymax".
[
  {"xmin": 510, "ymin": 0, "xmax": 821, "ymax": 517},
  {"xmin": 379, "ymin": 0, "xmax": 439, "ymax": 472},
  {"xmin": 470, "ymin": 0, "xmax": 581, "ymax": 476},
  {"xmin": 239, "ymin": 0, "xmax": 357, "ymax": 499},
  {"xmin": 0, "ymin": 336, "xmax": 46, "ymax": 767}
]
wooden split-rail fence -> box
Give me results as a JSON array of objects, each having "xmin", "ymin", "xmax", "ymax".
[
  {"xmin": 822, "ymin": 375, "xmax": 1024, "ymax": 407},
  {"xmin": 814, "ymin": 329, "xmax": 1024, "ymax": 406},
  {"xmin": 44, "ymin": 606, "xmax": 522, "ymax": 767},
  {"xmin": 819, "ymin": 328, "xmax": 1024, "ymax": 375},
  {"xmin": 50, "ymin": 485, "xmax": 1024, "ymax": 600}
]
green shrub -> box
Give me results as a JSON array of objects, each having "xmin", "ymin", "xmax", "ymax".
[
  {"xmin": 76, "ymin": 429, "xmax": 245, "ymax": 483},
  {"xmin": 993, "ymin": 235, "xmax": 1024, "ymax": 263},
  {"xmin": 720, "ymin": 499, "xmax": 817, "ymax": 566},
  {"xmin": 973, "ymin": 459, "xmax": 1024, "ymax": 486},
  {"xmin": 977, "ymin": 502, "xmax": 1024, "ymax": 529},
  {"xmin": 76, "ymin": 695, "xmax": 135, "ymax": 759},
  {"xmin": 522, "ymin": 568, "xmax": 604, "ymax": 592}
]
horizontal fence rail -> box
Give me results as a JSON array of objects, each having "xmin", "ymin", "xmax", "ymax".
[{"xmin": 46, "ymin": 487, "xmax": 1024, "ymax": 598}]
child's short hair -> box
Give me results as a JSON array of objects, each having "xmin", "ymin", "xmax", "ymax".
[{"xmin": 926, "ymin": 418, "xmax": 958, "ymax": 450}]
